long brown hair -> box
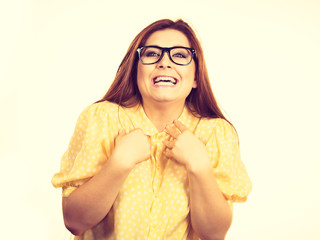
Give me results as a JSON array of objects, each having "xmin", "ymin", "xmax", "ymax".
[{"xmin": 97, "ymin": 19, "xmax": 228, "ymax": 121}]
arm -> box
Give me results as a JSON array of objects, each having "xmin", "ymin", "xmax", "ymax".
[
  {"xmin": 62, "ymin": 129, "xmax": 150, "ymax": 236},
  {"xmin": 187, "ymin": 160, "xmax": 232, "ymax": 240},
  {"xmin": 163, "ymin": 121, "xmax": 232, "ymax": 240}
]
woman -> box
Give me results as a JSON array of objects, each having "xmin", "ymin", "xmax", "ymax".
[{"xmin": 52, "ymin": 19, "xmax": 252, "ymax": 240}]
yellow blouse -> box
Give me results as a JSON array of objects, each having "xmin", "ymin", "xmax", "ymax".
[{"xmin": 52, "ymin": 101, "xmax": 252, "ymax": 240}]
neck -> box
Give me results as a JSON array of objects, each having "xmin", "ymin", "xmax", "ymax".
[{"xmin": 142, "ymin": 101, "xmax": 185, "ymax": 132}]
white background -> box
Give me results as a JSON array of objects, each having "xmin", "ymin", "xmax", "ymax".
[{"xmin": 1, "ymin": 0, "xmax": 319, "ymax": 239}]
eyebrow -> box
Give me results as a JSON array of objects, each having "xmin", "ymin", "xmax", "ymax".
[{"xmin": 145, "ymin": 45, "xmax": 191, "ymax": 48}]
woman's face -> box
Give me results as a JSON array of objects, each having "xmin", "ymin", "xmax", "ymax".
[{"xmin": 137, "ymin": 29, "xmax": 197, "ymax": 108}]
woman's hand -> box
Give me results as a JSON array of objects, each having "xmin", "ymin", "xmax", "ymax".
[
  {"xmin": 111, "ymin": 129, "xmax": 151, "ymax": 169},
  {"xmin": 163, "ymin": 120, "xmax": 211, "ymax": 171},
  {"xmin": 63, "ymin": 129, "xmax": 150, "ymax": 235}
]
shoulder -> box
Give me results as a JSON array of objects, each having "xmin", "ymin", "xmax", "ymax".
[
  {"xmin": 85, "ymin": 101, "xmax": 119, "ymax": 113},
  {"xmin": 76, "ymin": 101, "xmax": 120, "ymax": 125},
  {"xmin": 80, "ymin": 101, "xmax": 119, "ymax": 117},
  {"xmin": 199, "ymin": 117, "xmax": 238, "ymax": 141},
  {"xmin": 200, "ymin": 117, "xmax": 234, "ymax": 131}
]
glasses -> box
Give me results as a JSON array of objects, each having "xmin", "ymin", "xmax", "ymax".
[{"xmin": 137, "ymin": 46, "xmax": 196, "ymax": 66}]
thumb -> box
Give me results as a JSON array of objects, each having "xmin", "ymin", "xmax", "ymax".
[{"xmin": 118, "ymin": 129, "xmax": 127, "ymax": 136}]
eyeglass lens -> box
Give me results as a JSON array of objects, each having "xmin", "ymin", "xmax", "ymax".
[{"xmin": 139, "ymin": 47, "xmax": 193, "ymax": 65}]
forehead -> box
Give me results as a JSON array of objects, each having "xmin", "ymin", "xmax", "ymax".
[{"xmin": 145, "ymin": 29, "xmax": 191, "ymax": 48}]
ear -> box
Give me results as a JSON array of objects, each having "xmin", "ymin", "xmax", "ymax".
[{"xmin": 192, "ymin": 79, "xmax": 197, "ymax": 88}]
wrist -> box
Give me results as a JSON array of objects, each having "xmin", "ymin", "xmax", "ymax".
[
  {"xmin": 186, "ymin": 156, "xmax": 212, "ymax": 175},
  {"xmin": 106, "ymin": 153, "xmax": 135, "ymax": 172}
]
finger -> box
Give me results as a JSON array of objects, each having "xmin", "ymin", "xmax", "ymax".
[
  {"xmin": 163, "ymin": 148, "xmax": 174, "ymax": 159},
  {"xmin": 165, "ymin": 125, "xmax": 181, "ymax": 138},
  {"xmin": 173, "ymin": 120, "xmax": 188, "ymax": 133},
  {"xmin": 163, "ymin": 140, "xmax": 175, "ymax": 149},
  {"xmin": 115, "ymin": 129, "xmax": 126, "ymax": 144},
  {"xmin": 130, "ymin": 128, "xmax": 143, "ymax": 134},
  {"xmin": 163, "ymin": 150, "xmax": 182, "ymax": 165},
  {"xmin": 118, "ymin": 129, "xmax": 127, "ymax": 136}
]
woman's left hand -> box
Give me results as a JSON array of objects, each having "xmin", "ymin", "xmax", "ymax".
[{"xmin": 163, "ymin": 120, "xmax": 210, "ymax": 170}]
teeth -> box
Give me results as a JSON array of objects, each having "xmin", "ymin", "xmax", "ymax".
[
  {"xmin": 154, "ymin": 76, "xmax": 177, "ymax": 85},
  {"xmin": 155, "ymin": 81, "xmax": 175, "ymax": 86}
]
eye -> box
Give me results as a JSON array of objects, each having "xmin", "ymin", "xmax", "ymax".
[
  {"xmin": 171, "ymin": 48, "xmax": 189, "ymax": 59},
  {"xmin": 172, "ymin": 52, "xmax": 187, "ymax": 58},
  {"xmin": 142, "ymin": 48, "xmax": 161, "ymax": 58},
  {"xmin": 146, "ymin": 51, "xmax": 160, "ymax": 57}
]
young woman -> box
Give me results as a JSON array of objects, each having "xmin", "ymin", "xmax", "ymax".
[{"xmin": 52, "ymin": 19, "xmax": 252, "ymax": 240}]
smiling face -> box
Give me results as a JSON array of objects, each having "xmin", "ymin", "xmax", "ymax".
[{"xmin": 137, "ymin": 29, "xmax": 197, "ymax": 108}]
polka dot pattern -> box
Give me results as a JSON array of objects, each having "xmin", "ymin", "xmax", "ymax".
[{"xmin": 51, "ymin": 101, "xmax": 252, "ymax": 240}]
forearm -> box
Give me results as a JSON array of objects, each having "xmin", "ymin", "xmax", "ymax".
[
  {"xmin": 62, "ymin": 157, "xmax": 132, "ymax": 235},
  {"xmin": 187, "ymin": 160, "xmax": 233, "ymax": 240}
]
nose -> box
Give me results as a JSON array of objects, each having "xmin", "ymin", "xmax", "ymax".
[{"xmin": 157, "ymin": 51, "xmax": 172, "ymax": 68}]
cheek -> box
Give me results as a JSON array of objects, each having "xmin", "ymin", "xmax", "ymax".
[
  {"xmin": 136, "ymin": 64, "xmax": 150, "ymax": 94},
  {"xmin": 137, "ymin": 63, "xmax": 152, "ymax": 81},
  {"xmin": 181, "ymin": 65, "xmax": 196, "ymax": 83},
  {"xmin": 137, "ymin": 63, "xmax": 143, "ymax": 80}
]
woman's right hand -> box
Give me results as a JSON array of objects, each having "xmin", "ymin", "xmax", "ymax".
[{"xmin": 111, "ymin": 129, "xmax": 151, "ymax": 169}]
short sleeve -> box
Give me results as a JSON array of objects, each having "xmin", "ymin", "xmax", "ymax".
[
  {"xmin": 51, "ymin": 105, "xmax": 110, "ymax": 197},
  {"xmin": 206, "ymin": 119, "xmax": 252, "ymax": 204}
]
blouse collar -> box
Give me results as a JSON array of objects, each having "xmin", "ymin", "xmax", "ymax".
[{"xmin": 120, "ymin": 104, "xmax": 201, "ymax": 136}]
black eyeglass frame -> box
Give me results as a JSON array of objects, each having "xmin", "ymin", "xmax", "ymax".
[{"xmin": 137, "ymin": 46, "xmax": 196, "ymax": 66}]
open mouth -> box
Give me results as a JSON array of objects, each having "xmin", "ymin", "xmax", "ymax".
[{"xmin": 153, "ymin": 76, "xmax": 177, "ymax": 86}]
